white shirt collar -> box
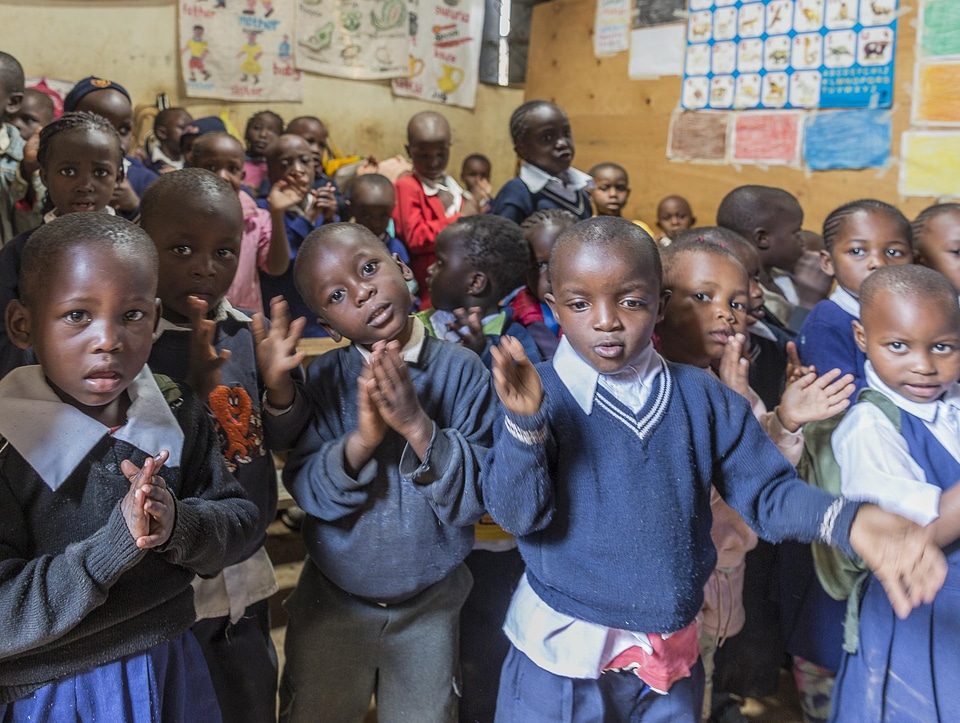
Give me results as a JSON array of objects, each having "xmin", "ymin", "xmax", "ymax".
[
  {"xmin": 518, "ymin": 162, "xmax": 593, "ymax": 195},
  {"xmin": 829, "ymin": 285, "xmax": 860, "ymax": 318},
  {"xmin": 354, "ymin": 315, "xmax": 426, "ymax": 365},
  {"xmin": 864, "ymin": 360, "xmax": 960, "ymax": 424},
  {"xmin": 0, "ymin": 124, "xmax": 10, "ymax": 154},
  {"xmin": 150, "ymin": 144, "xmax": 184, "ymax": 170},
  {"xmin": 551, "ymin": 335, "xmax": 661, "ymax": 414},
  {"xmin": 417, "ymin": 173, "xmax": 463, "ymax": 216},
  {"xmin": 750, "ymin": 319, "xmax": 778, "ymax": 342},
  {"xmin": 156, "ymin": 298, "xmax": 252, "ymax": 335},
  {"xmin": 0, "ymin": 365, "xmax": 184, "ymax": 490}
]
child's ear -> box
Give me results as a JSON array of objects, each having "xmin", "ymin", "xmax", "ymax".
[
  {"xmin": 819, "ymin": 249, "xmax": 835, "ymax": 277},
  {"xmin": 852, "ymin": 319, "xmax": 868, "ymax": 353},
  {"xmin": 5, "ymin": 91, "xmax": 22, "ymax": 117},
  {"xmin": 467, "ymin": 271, "xmax": 488, "ymax": 297},
  {"xmin": 689, "ymin": 215, "xmax": 697, "ymax": 226},
  {"xmin": 753, "ymin": 227, "xmax": 770, "ymax": 250},
  {"xmin": 155, "ymin": 126, "xmax": 168, "ymax": 142},
  {"xmin": 657, "ymin": 289, "xmax": 672, "ymax": 324},
  {"xmin": 5, "ymin": 300, "xmax": 32, "ymax": 350},
  {"xmin": 393, "ymin": 254, "xmax": 414, "ymax": 282},
  {"xmin": 317, "ymin": 319, "xmax": 342, "ymax": 343},
  {"xmin": 544, "ymin": 292, "xmax": 558, "ymax": 317},
  {"xmin": 151, "ymin": 298, "xmax": 163, "ymax": 342}
]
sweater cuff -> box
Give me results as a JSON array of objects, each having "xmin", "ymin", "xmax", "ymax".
[
  {"xmin": 503, "ymin": 404, "xmax": 549, "ymax": 446},
  {"xmin": 399, "ymin": 422, "xmax": 447, "ymax": 485},
  {"xmin": 87, "ymin": 504, "xmax": 147, "ymax": 582},
  {"xmin": 818, "ymin": 498, "xmax": 861, "ymax": 558},
  {"xmin": 160, "ymin": 497, "xmax": 200, "ymax": 564}
]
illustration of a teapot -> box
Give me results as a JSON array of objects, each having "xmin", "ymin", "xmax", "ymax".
[
  {"xmin": 437, "ymin": 64, "xmax": 463, "ymax": 93},
  {"xmin": 409, "ymin": 56, "xmax": 425, "ymax": 77}
]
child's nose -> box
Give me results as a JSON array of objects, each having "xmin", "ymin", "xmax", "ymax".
[{"xmin": 93, "ymin": 320, "xmax": 122, "ymax": 353}]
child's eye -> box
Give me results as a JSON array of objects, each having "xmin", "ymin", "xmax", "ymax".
[
  {"xmin": 362, "ymin": 261, "xmax": 378, "ymax": 275},
  {"xmin": 888, "ymin": 341, "xmax": 905, "ymax": 351},
  {"xmin": 694, "ymin": 292, "xmax": 711, "ymax": 302},
  {"xmin": 217, "ymin": 249, "xmax": 237, "ymax": 259},
  {"xmin": 569, "ymin": 300, "xmax": 589, "ymax": 311},
  {"xmin": 329, "ymin": 290, "xmax": 345, "ymax": 303},
  {"xmin": 886, "ymin": 248, "xmax": 905, "ymax": 258},
  {"xmin": 731, "ymin": 301, "xmax": 746, "ymax": 311},
  {"xmin": 173, "ymin": 246, "xmax": 192, "ymax": 256},
  {"xmin": 64, "ymin": 310, "xmax": 89, "ymax": 323},
  {"xmin": 934, "ymin": 343, "xmax": 954, "ymax": 353},
  {"xmin": 59, "ymin": 167, "xmax": 76, "ymax": 177},
  {"xmin": 125, "ymin": 310, "xmax": 146, "ymax": 322},
  {"xmin": 93, "ymin": 168, "xmax": 111, "ymax": 178},
  {"xmin": 536, "ymin": 261, "xmax": 549, "ymax": 272}
]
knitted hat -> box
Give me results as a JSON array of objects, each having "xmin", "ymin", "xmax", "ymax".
[{"xmin": 63, "ymin": 76, "xmax": 131, "ymax": 112}]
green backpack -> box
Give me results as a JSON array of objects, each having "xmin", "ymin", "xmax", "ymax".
[{"xmin": 796, "ymin": 388, "xmax": 901, "ymax": 653}]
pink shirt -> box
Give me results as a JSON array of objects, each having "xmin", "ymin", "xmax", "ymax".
[
  {"xmin": 225, "ymin": 191, "xmax": 274, "ymax": 314},
  {"xmin": 243, "ymin": 159, "xmax": 268, "ymax": 194}
]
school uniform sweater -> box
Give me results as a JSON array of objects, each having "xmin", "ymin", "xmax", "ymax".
[
  {"xmin": 491, "ymin": 177, "xmax": 592, "ymax": 226},
  {"xmin": 0, "ymin": 369, "xmax": 259, "ymax": 704},
  {"xmin": 483, "ymin": 359, "xmax": 860, "ymax": 634},
  {"xmin": 267, "ymin": 333, "xmax": 495, "ymax": 603},
  {"xmin": 798, "ymin": 297, "xmax": 867, "ymax": 392}
]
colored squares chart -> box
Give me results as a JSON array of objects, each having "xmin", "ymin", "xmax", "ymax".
[{"xmin": 681, "ymin": 0, "xmax": 898, "ymax": 111}]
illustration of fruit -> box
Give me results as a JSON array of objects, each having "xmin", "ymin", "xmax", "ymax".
[
  {"xmin": 341, "ymin": 11, "xmax": 361, "ymax": 32},
  {"xmin": 300, "ymin": 22, "xmax": 334, "ymax": 52},
  {"xmin": 371, "ymin": 0, "xmax": 407, "ymax": 31}
]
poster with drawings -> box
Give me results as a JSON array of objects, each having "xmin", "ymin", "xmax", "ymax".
[
  {"xmin": 294, "ymin": 0, "xmax": 411, "ymax": 80},
  {"xmin": 391, "ymin": 0, "xmax": 485, "ymax": 109},
  {"xmin": 178, "ymin": 0, "xmax": 303, "ymax": 102},
  {"xmin": 681, "ymin": 0, "xmax": 898, "ymax": 111}
]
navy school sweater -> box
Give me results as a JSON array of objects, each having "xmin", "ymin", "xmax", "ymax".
[
  {"xmin": 491, "ymin": 177, "xmax": 593, "ymax": 226},
  {"xmin": 482, "ymin": 359, "xmax": 860, "ymax": 634},
  {"xmin": 798, "ymin": 299, "xmax": 867, "ymax": 393}
]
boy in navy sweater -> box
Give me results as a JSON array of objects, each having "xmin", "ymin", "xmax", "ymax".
[
  {"xmin": 483, "ymin": 216, "xmax": 946, "ymax": 722},
  {"xmin": 259, "ymin": 223, "xmax": 495, "ymax": 722}
]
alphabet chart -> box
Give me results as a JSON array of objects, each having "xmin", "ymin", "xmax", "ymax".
[{"xmin": 681, "ymin": 0, "xmax": 898, "ymax": 110}]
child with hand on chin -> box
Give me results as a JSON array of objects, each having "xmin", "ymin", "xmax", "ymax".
[
  {"xmin": 482, "ymin": 216, "xmax": 946, "ymax": 722},
  {"xmin": 0, "ymin": 213, "xmax": 259, "ymax": 721},
  {"xmin": 258, "ymin": 223, "xmax": 495, "ymax": 723}
]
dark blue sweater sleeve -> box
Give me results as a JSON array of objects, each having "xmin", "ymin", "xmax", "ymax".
[
  {"xmin": 491, "ymin": 179, "xmax": 534, "ymax": 225},
  {"xmin": 797, "ymin": 303, "xmax": 867, "ymax": 392}
]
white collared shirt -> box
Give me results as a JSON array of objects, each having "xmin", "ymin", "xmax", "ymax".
[
  {"xmin": 417, "ymin": 173, "xmax": 464, "ymax": 217},
  {"xmin": 354, "ymin": 316, "xmax": 426, "ymax": 364},
  {"xmin": 0, "ymin": 365, "xmax": 184, "ymax": 490},
  {"xmin": 518, "ymin": 162, "xmax": 594, "ymax": 203},
  {"xmin": 503, "ymin": 336, "xmax": 667, "ymax": 679},
  {"xmin": 834, "ymin": 361, "xmax": 960, "ymax": 526},
  {"xmin": 150, "ymin": 144, "xmax": 184, "ymax": 171},
  {"xmin": 0, "ymin": 124, "xmax": 9, "ymax": 154},
  {"xmin": 829, "ymin": 285, "xmax": 860, "ymax": 318}
]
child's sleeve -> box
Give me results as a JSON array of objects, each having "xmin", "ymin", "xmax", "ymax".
[
  {"xmin": 712, "ymin": 387, "xmax": 861, "ymax": 557},
  {"xmin": 157, "ymin": 387, "xmax": 261, "ymax": 576},
  {"xmin": 490, "ymin": 179, "xmax": 534, "ymax": 225},
  {"xmin": 797, "ymin": 311, "xmax": 866, "ymax": 391},
  {"xmin": 392, "ymin": 176, "xmax": 457, "ymax": 253},
  {"xmin": 834, "ymin": 403, "xmax": 941, "ymax": 526},
  {"xmin": 0, "ymin": 476, "xmax": 147, "ymax": 660},
  {"xmin": 481, "ymin": 402, "xmax": 557, "ymax": 536}
]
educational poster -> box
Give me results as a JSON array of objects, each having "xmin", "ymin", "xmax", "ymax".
[
  {"xmin": 632, "ymin": 0, "xmax": 686, "ymax": 28},
  {"xmin": 681, "ymin": 0, "xmax": 899, "ymax": 111},
  {"xmin": 899, "ymin": 131, "xmax": 960, "ymax": 197},
  {"xmin": 391, "ymin": 0, "xmax": 485, "ymax": 109},
  {"xmin": 295, "ymin": 0, "xmax": 410, "ymax": 80},
  {"xmin": 596, "ymin": 0, "xmax": 632, "ymax": 56},
  {"xmin": 731, "ymin": 111, "xmax": 803, "ymax": 164},
  {"xmin": 178, "ymin": 1, "xmax": 303, "ymax": 102},
  {"xmin": 912, "ymin": 0, "xmax": 960, "ymax": 126},
  {"xmin": 667, "ymin": 110, "xmax": 730, "ymax": 161},
  {"xmin": 803, "ymin": 109, "xmax": 891, "ymax": 169}
]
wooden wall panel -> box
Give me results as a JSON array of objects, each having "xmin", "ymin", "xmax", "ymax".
[{"xmin": 526, "ymin": 0, "xmax": 928, "ymax": 232}]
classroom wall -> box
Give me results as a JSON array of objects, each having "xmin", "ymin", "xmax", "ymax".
[
  {"xmin": 526, "ymin": 0, "xmax": 929, "ymax": 231},
  {"xmin": 0, "ymin": 0, "xmax": 523, "ymax": 188}
]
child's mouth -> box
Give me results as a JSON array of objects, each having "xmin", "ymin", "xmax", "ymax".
[
  {"xmin": 367, "ymin": 303, "xmax": 392, "ymax": 327},
  {"xmin": 85, "ymin": 370, "xmax": 122, "ymax": 393},
  {"xmin": 594, "ymin": 341, "xmax": 624, "ymax": 358}
]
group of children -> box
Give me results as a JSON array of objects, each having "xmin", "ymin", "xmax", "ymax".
[{"xmin": 0, "ymin": 46, "xmax": 958, "ymax": 723}]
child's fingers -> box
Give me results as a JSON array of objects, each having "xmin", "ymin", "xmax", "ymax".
[
  {"xmin": 251, "ymin": 312, "xmax": 267, "ymax": 344},
  {"xmin": 187, "ymin": 295, "xmax": 210, "ymax": 327},
  {"xmin": 786, "ymin": 340, "xmax": 801, "ymax": 369}
]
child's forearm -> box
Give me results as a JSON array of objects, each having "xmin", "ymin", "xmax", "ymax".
[
  {"xmin": 929, "ymin": 483, "xmax": 960, "ymax": 548},
  {"xmin": 265, "ymin": 209, "xmax": 291, "ymax": 275}
]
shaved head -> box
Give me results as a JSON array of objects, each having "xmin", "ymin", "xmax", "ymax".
[
  {"xmin": 716, "ymin": 185, "xmax": 801, "ymax": 237},
  {"xmin": 861, "ymin": 265, "xmax": 960, "ymax": 326},
  {"xmin": 550, "ymin": 216, "xmax": 660, "ymax": 288},
  {"xmin": 407, "ymin": 111, "xmax": 450, "ymax": 145}
]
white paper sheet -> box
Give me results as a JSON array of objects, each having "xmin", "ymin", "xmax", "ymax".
[{"xmin": 628, "ymin": 23, "xmax": 685, "ymax": 78}]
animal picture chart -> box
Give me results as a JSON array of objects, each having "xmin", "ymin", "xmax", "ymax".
[{"xmin": 681, "ymin": 0, "xmax": 899, "ymax": 110}]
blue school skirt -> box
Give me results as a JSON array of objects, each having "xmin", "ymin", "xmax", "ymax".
[
  {"xmin": 829, "ymin": 559, "xmax": 960, "ymax": 723},
  {"xmin": 0, "ymin": 631, "xmax": 221, "ymax": 723}
]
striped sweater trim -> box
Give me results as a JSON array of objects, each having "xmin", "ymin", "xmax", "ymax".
[{"xmin": 594, "ymin": 360, "xmax": 672, "ymax": 441}]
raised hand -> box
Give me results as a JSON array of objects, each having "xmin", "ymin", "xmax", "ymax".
[
  {"xmin": 313, "ymin": 183, "xmax": 338, "ymax": 223},
  {"xmin": 120, "ymin": 450, "xmax": 175, "ymax": 549},
  {"xmin": 267, "ymin": 178, "xmax": 305, "ymax": 215},
  {"xmin": 447, "ymin": 306, "xmax": 486, "ymax": 355},
  {"xmin": 252, "ymin": 296, "xmax": 305, "ymax": 410},
  {"xmin": 490, "ymin": 335, "xmax": 543, "ymax": 416},
  {"xmin": 111, "ymin": 177, "xmax": 140, "ymax": 214},
  {"xmin": 850, "ymin": 503, "xmax": 946, "ymax": 619},
  {"xmin": 186, "ymin": 296, "xmax": 231, "ymax": 401},
  {"xmin": 717, "ymin": 333, "xmax": 751, "ymax": 401},
  {"xmin": 785, "ymin": 340, "xmax": 816, "ymax": 384},
  {"xmin": 776, "ymin": 367, "xmax": 855, "ymax": 431},
  {"xmin": 344, "ymin": 362, "xmax": 388, "ymax": 477},
  {"xmin": 368, "ymin": 340, "xmax": 433, "ymax": 460}
]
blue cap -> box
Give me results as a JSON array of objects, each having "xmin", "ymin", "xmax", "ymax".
[
  {"xmin": 63, "ymin": 76, "xmax": 131, "ymax": 112},
  {"xmin": 180, "ymin": 116, "xmax": 227, "ymax": 142}
]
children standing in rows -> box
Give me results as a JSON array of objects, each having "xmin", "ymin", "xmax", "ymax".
[
  {"xmin": 189, "ymin": 131, "xmax": 293, "ymax": 315},
  {"xmin": 259, "ymin": 223, "xmax": 495, "ymax": 722},
  {"xmin": 830, "ymin": 265, "xmax": 960, "ymax": 722},
  {"xmin": 257, "ymin": 133, "xmax": 337, "ymax": 336},
  {"xmin": 243, "ymin": 110, "xmax": 282, "ymax": 197},
  {"xmin": 797, "ymin": 199, "xmax": 913, "ymax": 392},
  {"xmin": 0, "ymin": 213, "xmax": 260, "ymax": 720},
  {"xmin": 63, "ymin": 76, "xmax": 158, "ymax": 222},
  {"xmin": 509, "ymin": 209, "xmax": 578, "ymax": 360},
  {"xmin": 481, "ymin": 216, "xmax": 943, "ymax": 722},
  {"xmin": 0, "ymin": 111, "xmax": 125, "ymax": 378},
  {"xmin": 588, "ymin": 162, "xmax": 655, "ymax": 237},
  {"xmin": 492, "ymin": 100, "xmax": 592, "ymax": 225},
  {"xmin": 393, "ymin": 111, "xmax": 479, "ymax": 308},
  {"xmin": 913, "ymin": 202, "xmax": 960, "ymax": 295},
  {"xmin": 142, "ymin": 169, "xmax": 285, "ymax": 723}
]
